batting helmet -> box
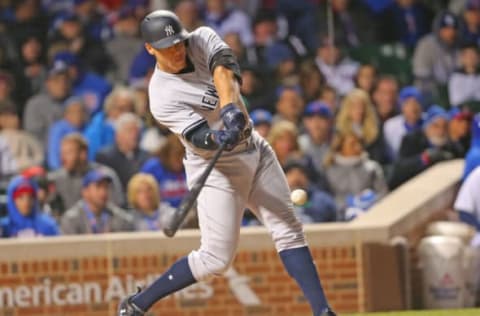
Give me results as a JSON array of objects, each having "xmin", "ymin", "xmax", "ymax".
[{"xmin": 141, "ymin": 10, "xmax": 189, "ymax": 49}]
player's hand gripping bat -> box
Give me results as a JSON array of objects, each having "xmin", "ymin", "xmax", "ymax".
[{"xmin": 163, "ymin": 142, "xmax": 227, "ymax": 237}]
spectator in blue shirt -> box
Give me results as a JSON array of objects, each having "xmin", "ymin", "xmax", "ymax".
[
  {"xmin": 0, "ymin": 175, "xmax": 59, "ymax": 238},
  {"xmin": 141, "ymin": 134, "xmax": 188, "ymax": 208},
  {"xmin": 53, "ymin": 51, "xmax": 112, "ymax": 117},
  {"xmin": 47, "ymin": 96, "xmax": 87, "ymax": 170}
]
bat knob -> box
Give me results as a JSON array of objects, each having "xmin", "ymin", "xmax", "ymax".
[{"xmin": 163, "ymin": 228, "xmax": 176, "ymax": 238}]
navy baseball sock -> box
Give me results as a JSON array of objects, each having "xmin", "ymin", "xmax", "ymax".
[
  {"xmin": 279, "ymin": 246, "xmax": 330, "ymax": 316},
  {"xmin": 131, "ymin": 256, "xmax": 196, "ymax": 311}
]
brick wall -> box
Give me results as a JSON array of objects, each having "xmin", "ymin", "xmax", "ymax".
[{"xmin": 0, "ymin": 244, "xmax": 362, "ymax": 316}]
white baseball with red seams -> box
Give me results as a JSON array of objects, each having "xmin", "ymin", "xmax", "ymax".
[{"xmin": 291, "ymin": 189, "xmax": 308, "ymax": 206}]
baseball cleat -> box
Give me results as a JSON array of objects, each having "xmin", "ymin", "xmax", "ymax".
[
  {"xmin": 117, "ymin": 289, "xmax": 145, "ymax": 316},
  {"xmin": 320, "ymin": 308, "xmax": 337, "ymax": 316}
]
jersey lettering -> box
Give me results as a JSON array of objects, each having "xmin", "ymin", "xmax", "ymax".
[{"xmin": 201, "ymin": 84, "xmax": 219, "ymax": 109}]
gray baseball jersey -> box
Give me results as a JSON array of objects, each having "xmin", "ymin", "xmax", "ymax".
[{"xmin": 148, "ymin": 26, "xmax": 306, "ymax": 281}]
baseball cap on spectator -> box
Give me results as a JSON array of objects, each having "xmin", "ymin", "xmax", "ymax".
[
  {"xmin": 250, "ymin": 109, "xmax": 273, "ymax": 126},
  {"xmin": 47, "ymin": 61, "xmax": 69, "ymax": 77},
  {"xmin": 82, "ymin": 169, "xmax": 112, "ymax": 188},
  {"xmin": 304, "ymin": 101, "xmax": 332, "ymax": 118},
  {"xmin": 466, "ymin": 0, "xmax": 480, "ymax": 10},
  {"xmin": 53, "ymin": 51, "xmax": 80, "ymax": 68},
  {"xmin": 283, "ymin": 158, "xmax": 309, "ymax": 175},
  {"xmin": 448, "ymin": 107, "xmax": 473, "ymax": 121},
  {"xmin": 51, "ymin": 11, "xmax": 80, "ymax": 31},
  {"xmin": 422, "ymin": 105, "xmax": 449, "ymax": 129},
  {"xmin": 437, "ymin": 11, "xmax": 459, "ymax": 29},
  {"xmin": 265, "ymin": 42, "xmax": 295, "ymax": 68},
  {"xmin": 275, "ymin": 85, "xmax": 303, "ymax": 99},
  {"xmin": 12, "ymin": 181, "xmax": 35, "ymax": 199},
  {"xmin": 63, "ymin": 96, "xmax": 85, "ymax": 111},
  {"xmin": 398, "ymin": 86, "xmax": 423, "ymax": 107}
]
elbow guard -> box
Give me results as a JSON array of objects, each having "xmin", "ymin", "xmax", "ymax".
[
  {"xmin": 184, "ymin": 121, "xmax": 218, "ymax": 150},
  {"xmin": 209, "ymin": 48, "xmax": 242, "ymax": 84}
]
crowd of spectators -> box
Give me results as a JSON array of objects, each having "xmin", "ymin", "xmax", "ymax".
[{"xmin": 0, "ymin": 0, "xmax": 479, "ymax": 238}]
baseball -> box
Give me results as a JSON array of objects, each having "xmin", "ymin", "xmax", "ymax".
[{"xmin": 290, "ymin": 189, "xmax": 307, "ymax": 205}]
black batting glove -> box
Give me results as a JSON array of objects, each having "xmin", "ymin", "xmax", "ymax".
[
  {"xmin": 220, "ymin": 103, "xmax": 247, "ymax": 131},
  {"xmin": 210, "ymin": 129, "xmax": 241, "ymax": 151}
]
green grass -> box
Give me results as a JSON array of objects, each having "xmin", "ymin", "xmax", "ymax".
[{"xmin": 345, "ymin": 309, "xmax": 480, "ymax": 316}]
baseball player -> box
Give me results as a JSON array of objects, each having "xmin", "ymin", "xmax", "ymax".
[{"xmin": 118, "ymin": 10, "xmax": 336, "ymax": 316}]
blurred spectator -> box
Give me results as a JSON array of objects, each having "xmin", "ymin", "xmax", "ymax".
[
  {"xmin": 128, "ymin": 47, "xmax": 155, "ymax": 87},
  {"xmin": 0, "ymin": 101, "xmax": 44, "ymax": 173},
  {"xmin": 3, "ymin": 0, "xmax": 48, "ymax": 50},
  {"xmin": 141, "ymin": 134, "xmax": 187, "ymax": 208},
  {"xmin": 354, "ymin": 64, "xmax": 377, "ymax": 94},
  {"xmin": 95, "ymin": 113, "xmax": 149, "ymax": 191},
  {"xmin": 315, "ymin": 37, "xmax": 360, "ymax": 96},
  {"xmin": 284, "ymin": 160, "xmax": 336, "ymax": 223},
  {"xmin": 344, "ymin": 189, "xmax": 380, "ymax": 221},
  {"xmin": 22, "ymin": 166, "xmax": 64, "ymax": 220},
  {"xmin": 15, "ymin": 32, "xmax": 47, "ymax": 105},
  {"xmin": 72, "ymin": 0, "xmax": 113, "ymax": 41},
  {"xmin": 250, "ymin": 109, "xmax": 272, "ymax": 138},
  {"xmin": 0, "ymin": 136, "xmax": 16, "ymax": 177},
  {"xmin": 127, "ymin": 173, "xmax": 177, "ymax": 231},
  {"xmin": 276, "ymin": 0, "xmax": 319, "ymax": 52},
  {"xmin": 0, "ymin": 175, "xmax": 59, "ymax": 238},
  {"xmin": 272, "ymin": 85, "xmax": 304, "ymax": 125},
  {"xmin": 318, "ymin": 85, "xmax": 339, "ymax": 113},
  {"xmin": 454, "ymin": 165, "xmax": 480, "ymax": 231},
  {"xmin": 60, "ymin": 168, "xmax": 134, "ymax": 234},
  {"xmin": 463, "ymin": 113, "xmax": 480, "ymax": 179},
  {"xmin": 106, "ymin": 5, "xmax": 143, "ymax": 84},
  {"xmin": 459, "ymin": 0, "xmax": 480, "ymax": 46},
  {"xmin": 413, "ymin": 11, "xmax": 460, "ymax": 95},
  {"xmin": 47, "ymin": 96, "xmax": 87, "ymax": 170},
  {"xmin": 372, "ymin": 75, "xmax": 400, "ymax": 125},
  {"xmin": 389, "ymin": 105, "xmax": 463, "ymax": 189},
  {"xmin": 53, "ymin": 51, "xmax": 112, "ymax": 117},
  {"xmin": 448, "ymin": 43, "xmax": 480, "ymax": 106},
  {"xmin": 84, "ymin": 86, "xmax": 136, "ymax": 160},
  {"xmin": 265, "ymin": 41, "xmax": 297, "ymax": 83},
  {"xmin": 378, "ymin": 0, "xmax": 433, "ymax": 48},
  {"xmin": 0, "ymin": 71, "xmax": 15, "ymax": 105},
  {"xmin": 318, "ymin": 0, "xmax": 376, "ymax": 48},
  {"xmin": 335, "ymin": 89, "xmax": 387, "ymax": 163},
  {"xmin": 298, "ymin": 59, "xmax": 325, "ymax": 103},
  {"xmin": 23, "ymin": 61, "xmax": 71, "ymax": 147},
  {"xmin": 224, "ymin": 32, "xmax": 252, "ymax": 66},
  {"xmin": 48, "ymin": 11, "xmax": 112, "ymax": 75},
  {"xmin": 239, "ymin": 66, "xmax": 273, "ymax": 111},
  {"xmin": 48, "ymin": 133, "xmax": 124, "ymax": 210},
  {"xmin": 267, "ymin": 120, "xmax": 301, "ymax": 167},
  {"xmin": 202, "ymin": 0, "xmax": 253, "ymax": 46},
  {"xmin": 383, "ymin": 86, "xmax": 424, "ymax": 159},
  {"xmin": 175, "ymin": 0, "xmax": 203, "ymax": 32},
  {"xmin": 323, "ymin": 131, "xmax": 388, "ymax": 220},
  {"xmin": 448, "ymin": 107, "xmax": 472, "ymax": 156},
  {"xmin": 299, "ymin": 101, "xmax": 332, "ymax": 173}
]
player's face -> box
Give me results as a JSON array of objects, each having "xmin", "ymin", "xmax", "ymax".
[{"xmin": 146, "ymin": 42, "xmax": 187, "ymax": 73}]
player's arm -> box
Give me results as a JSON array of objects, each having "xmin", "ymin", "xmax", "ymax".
[{"xmin": 209, "ymin": 49, "xmax": 248, "ymax": 134}]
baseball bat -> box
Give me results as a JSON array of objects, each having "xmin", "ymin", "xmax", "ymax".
[{"xmin": 163, "ymin": 142, "xmax": 226, "ymax": 237}]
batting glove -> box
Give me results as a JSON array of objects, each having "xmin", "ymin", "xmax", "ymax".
[
  {"xmin": 211, "ymin": 129, "xmax": 241, "ymax": 151},
  {"xmin": 220, "ymin": 103, "xmax": 247, "ymax": 131}
]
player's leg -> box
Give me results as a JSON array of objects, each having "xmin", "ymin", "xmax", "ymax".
[
  {"xmin": 247, "ymin": 137, "xmax": 335, "ymax": 316},
  {"xmin": 120, "ymin": 160, "xmax": 251, "ymax": 315}
]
